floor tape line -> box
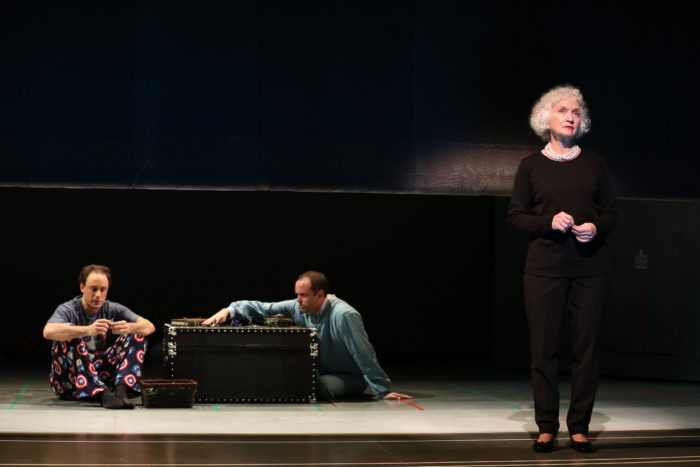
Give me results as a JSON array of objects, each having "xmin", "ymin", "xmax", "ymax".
[
  {"xmin": 400, "ymin": 399, "xmax": 425, "ymax": 411},
  {"xmin": 445, "ymin": 383, "xmax": 522, "ymax": 410},
  {"xmin": 7, "ymin": 381, "xmax": 32, "ymax": 410}
]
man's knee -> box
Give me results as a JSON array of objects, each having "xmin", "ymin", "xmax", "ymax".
[{"xmin": 319, "ymin": 373, "xmax": 367, "ymax": 398}]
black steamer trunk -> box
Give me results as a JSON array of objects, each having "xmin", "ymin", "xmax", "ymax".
[{"xmin": 163, "ymin": 324, "xmax": 318, "ymax": 403}]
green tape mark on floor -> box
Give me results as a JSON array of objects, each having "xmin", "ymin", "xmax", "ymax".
[
  {"xmin": 487, "ymin": 383, "xmax": 530, "ymax": 399},
  {"xmin": 7, "ymin": 381, "xmax": 31, "ymax": 410},
  {"xmin": 591, "ymin": 398, "xmax": 615, "ymax": 408},
  {"xmin": 446, "ymin": 383, "xmax": 522, "ymax": 409}
]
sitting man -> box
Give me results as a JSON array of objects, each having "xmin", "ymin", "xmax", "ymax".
[
  {"xmin": 43, "ymin": 264, "xmax": 156, "ymax": 409},
  {"xmin": 203, "ymin": 271, "xmax": 411, "ymax": 401}
]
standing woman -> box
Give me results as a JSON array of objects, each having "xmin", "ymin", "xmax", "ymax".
[{"xmin": 507, "ymin": 85, "xmax": 617, "ymax": 453}]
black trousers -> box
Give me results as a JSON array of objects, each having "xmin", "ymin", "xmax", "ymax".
[{"xmin": 524, "ymin": 274, "xmax": 608, "ymax": 436}]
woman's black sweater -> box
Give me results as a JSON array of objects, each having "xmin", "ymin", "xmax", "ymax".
[{"xmin": 507, "ymin": 150, "xmax": 618, "ymax": 277}]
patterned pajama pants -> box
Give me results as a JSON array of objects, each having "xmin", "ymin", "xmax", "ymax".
[{"xmin": 49, "ymin": 334, "xmax": 147, "ymax": 400}]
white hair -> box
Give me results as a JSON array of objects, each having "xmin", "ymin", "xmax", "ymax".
[{"xmin": 529, "ymin": 85, "xmax": 591, "ymax": 141}]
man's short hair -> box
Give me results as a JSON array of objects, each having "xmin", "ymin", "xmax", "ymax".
[
  {"xmin": 297, "ymin": 271, "xmax": 330, "ymax": 294},
  {"xmin": 79, "ymin": 264, "xmax": 112, "ymax": 287}
]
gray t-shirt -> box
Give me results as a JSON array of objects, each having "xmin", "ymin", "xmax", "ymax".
[{"xmin": 47, "ymin": 296, "xmax": 142, "ymax": 352}]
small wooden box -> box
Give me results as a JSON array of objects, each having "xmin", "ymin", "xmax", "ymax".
[{"xmin": 141, "ymin": 379, "xmax": 198, "ymax": 408}]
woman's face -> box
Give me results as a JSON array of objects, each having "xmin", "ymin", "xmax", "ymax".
[{"xmin": 549, "ymin": 96, "xmax": 581, "ymax": 142}]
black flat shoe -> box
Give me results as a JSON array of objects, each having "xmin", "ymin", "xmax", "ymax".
[
  {"xmin": 532, "ymin": 440, "xmax": 555, "ymax": 453},
  {"xmin": 569, "ymin": 439, "xmax": 594, "ymax": 453}
]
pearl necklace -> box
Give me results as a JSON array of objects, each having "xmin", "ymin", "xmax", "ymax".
[{"xmin": 542, "ymin": 143, "xmax": 581, "ymax": 162}]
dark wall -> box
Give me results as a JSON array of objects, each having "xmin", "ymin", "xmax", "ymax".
[
  {"xmin": 3, "ymin": 188, "xmax": 494, "ymax": 366},
  {"xmin": 2, "ymin": 1, "xmax": 699, "ymax": 197},
  {"xmin": 11, "ymin": 190, "xmax": 700, "ymax": 382},
  {"xmin": 493, "ymin": 196, "xmax": 700, "ymax": 382}
]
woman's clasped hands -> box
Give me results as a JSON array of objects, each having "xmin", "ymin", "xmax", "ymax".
[{"xmin": 552, "ymin": 211, "xmax": 596, "ymax": 243}]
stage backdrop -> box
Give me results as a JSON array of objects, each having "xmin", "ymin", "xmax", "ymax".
[{"xmin": 2, "ymin": 1, "xmax": 699, "ymax": 197}]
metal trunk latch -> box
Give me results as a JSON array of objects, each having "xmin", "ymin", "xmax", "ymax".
[{"xmin": 309, "ymin": 342, "xmax": 318, "ymax": 357}]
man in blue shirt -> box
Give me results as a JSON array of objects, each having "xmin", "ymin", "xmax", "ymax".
[
  {"xmin": 203, "ymin": 271, "xmax": 411, "ymax": 401},
  {"xmin": 43, "ymin": 264, "xmax": 156, "ymax": 409}
]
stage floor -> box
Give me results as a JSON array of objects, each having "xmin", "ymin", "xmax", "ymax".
[
  {"xmin": 2, "ymin": 430, "xmax": 700, "ymax": 466},
  {"xmin": 2, "ymin": 364, "xmax": 700, "ymax": 465}
]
